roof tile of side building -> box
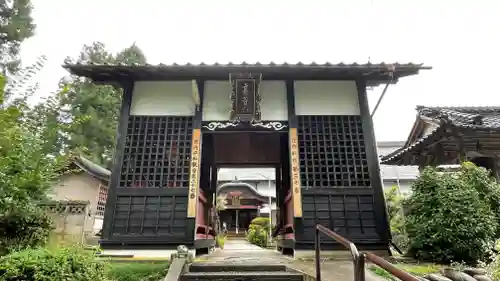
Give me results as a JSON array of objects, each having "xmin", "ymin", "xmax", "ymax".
[{"xmin": 71, "ymin": 155, "xmax": 111, "ymax": 184}]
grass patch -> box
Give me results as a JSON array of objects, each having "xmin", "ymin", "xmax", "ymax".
[
  {"xmin": 107, "ymin": 261, "xmax": 169, "ymax": 281},
  {"xmin": 369, "ymin": 263, "xmax": 442, "ymax": 280}
]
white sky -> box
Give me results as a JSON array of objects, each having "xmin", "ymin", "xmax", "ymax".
[{"xmin": 20, "ymin": 0, "xmax": 500, "ymax": 142}]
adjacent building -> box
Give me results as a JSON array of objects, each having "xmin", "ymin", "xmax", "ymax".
[
  {"xmin": 378, "ymin": 141, "xmax": 419, "ymax": 195},
  {"xmin": 381, "ymin": 106, "xmax": 500, "ymax": 179},
  {"xmin": 50, "ymin": 156, "xmax": 110, "ymax": 235}
]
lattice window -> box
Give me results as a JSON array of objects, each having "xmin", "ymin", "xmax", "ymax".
[
  {"xmin": 298, "ymin": 115, "xmax": 370, "ymax": 188},
  {"xmin": 120, "ymin": 116, "xmax": 193, "ymax": 188},
  {"xmin": 96, "ymin": 185, "xmax": 108, "ymax": 216}
]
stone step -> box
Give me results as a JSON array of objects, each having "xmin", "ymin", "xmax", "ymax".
[
  {"xmin": 181, "ymin": 271, "xmax": 303, "ymax": 281},
  {"xmin": 189, "ymin": 263, "xmax": 288, "ymax": 272}
]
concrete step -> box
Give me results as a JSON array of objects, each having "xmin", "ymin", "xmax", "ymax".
[
  {"xmin": 181, "ymin": 271, "xmax": 303, "ymax": 281},
  {"xmin": 189, "ymin": 263, "xmax": 288, "ymax": 272}
]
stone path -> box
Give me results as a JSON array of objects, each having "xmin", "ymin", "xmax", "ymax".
[
  {"xmin": 222, "ymin": 239, "xmax": 265, "ymax": 251},
  {"xmin": 198, "ymin": 239, "xmax": 385, "ymax": 281}
]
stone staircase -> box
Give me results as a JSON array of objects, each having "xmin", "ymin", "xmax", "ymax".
[
  {"xmin": 225, "ymin": 231, "xmax": 247, "ymax": 239},
  {"xmin": 181, "ymin": 263, "xmax": 304, "ymax": 281}
]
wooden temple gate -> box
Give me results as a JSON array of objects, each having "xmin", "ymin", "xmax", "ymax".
[{"xmin": 62, "ymin": 62, "xmax": 429, "ymax": 255}]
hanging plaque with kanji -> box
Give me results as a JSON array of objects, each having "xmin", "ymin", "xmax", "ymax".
[{"xmin": 229, "ymin": 73, "xmax": 262, "ymax": 121}]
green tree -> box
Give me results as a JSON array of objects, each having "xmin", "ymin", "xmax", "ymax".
[
  {"xmin": 24, "ymin": 93, "xmax": 66, "ymax": 155},
  {"xmin": 59, "ymin": 42, "xmax": 147, "ymax": 167},
  {"xmin": 115, "ymin": 42, "xmax": 147, "ymax": 65},
  {"xmin": 460, "ymin": 161, "xmax": 500, "ymax": 235},
  {"xmin": 0, "ymin": 0, "xmax": 36, "ymax": 74},
  {"xmin": 0, "ymin": 67, "xmax": 64, "ymax": 254}
]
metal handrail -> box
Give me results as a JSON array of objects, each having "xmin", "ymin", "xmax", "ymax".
[
  {"xmin": 315, "ymin": 224, "xmax": 420, "ymax": 281},
  {"xmin": 315, "ymin": 224, "xmax": 364, "ymax": 281},
  {"xmin": 364, "ymin": 252, "xmax": 420, "ymax": 281}
]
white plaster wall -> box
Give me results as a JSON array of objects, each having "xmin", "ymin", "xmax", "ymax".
[
  {"xmin": 294, "ymin": 81, "xmax": 360, "ymax": 115},
  {"xmin": 203, "ymin": 81, "xmax": 287, "ymax": 121},
  {"xmin": 203, "ymin": 81, "xmax": 231, "ymax": 120},
  {"xmin": 93, "ymin": 217, "xmax": 103, "ymax": 233},
  {"xmin": 260, "ymin": 81, "xmax": 287, "ymax": 120},
  {"xmin": 130, "ymin": 81, "xmax": 195, "ymax": 116}
]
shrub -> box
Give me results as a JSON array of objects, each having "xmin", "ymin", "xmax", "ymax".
[
  {"xmin": 385, "ymin": 186, "xmax": 409, "ymax": 252},
  {"xmin": 215, "ymin": 234, "xmax": 226, "ymax": 249},
  {"xmin": 107, "ymin": 261, "xmax": 169, "ymax": 281},
  {"xmin": 460, "ymin": 162, "xmax": 500, "ymax": 236},
  {"xmin": 246, "ymin": 223, "xmax": 269, "ymax": 247},
  {"xmin": 0, "ymin": 246, "xmax": 110, "ymax": 281},
  {"xmin": 0, "ymin": 205, "xmax": 53, "ymax": 255},
  {"xmin": 250, "ymin": 217, "xmax": 270, "ymax": 228},
  {"xmin": 404, "ymin": 165, "xmax": 498, "ymax": 263}
]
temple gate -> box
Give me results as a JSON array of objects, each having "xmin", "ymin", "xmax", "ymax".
[{"xmin": 64, "ymin": 62, "xmax": 429, "ymax": 256}]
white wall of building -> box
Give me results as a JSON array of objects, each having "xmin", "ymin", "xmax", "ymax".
[
  {"xmin": 130, "ymin": 80, "xmax": 360, "ymax": 118},
  {"xmin": 383, "ymin": 180, "xmax": 413, "ymax": 196},
  {"xmin": 130, "ymin": 81, "xmax": 196, "ymax": 116},
  {"xmin": 294, "ymin": 81, "xmax": 360, "ymax": 115},
  {"xmin": 203, "ymin": 81, "xmax": 287, "ymax": 121}
]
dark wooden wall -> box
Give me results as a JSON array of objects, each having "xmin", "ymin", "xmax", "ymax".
[
  {"xmin": 213, "ymin": 133, "xmax": 281, "ymax": 164},
  {"xmin": 101, "ymin": 115, "xmax": 195, "ymax": 248}
]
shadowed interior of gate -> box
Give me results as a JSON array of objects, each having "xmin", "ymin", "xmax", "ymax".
[{"xmin": 194, "ymin": 131, "xmax": 291, "ymax": 255}]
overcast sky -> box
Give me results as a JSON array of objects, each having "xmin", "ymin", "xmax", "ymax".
[{"xmin": 20, "ymin": 0, "xmax": 500, "ymax": 142}]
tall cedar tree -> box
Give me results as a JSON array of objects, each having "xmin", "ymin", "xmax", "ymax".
[
  {"xmin": 60, "ymin": 42, "xmax": 147, "ymax": 168},
  {"xmin": 0, "ymin": 0, "xmax": 36, "ymax": 74}
]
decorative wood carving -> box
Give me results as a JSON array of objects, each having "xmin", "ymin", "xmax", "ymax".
[
  {"xmin": 229, "ymin": 73, "xmax": 262, "ymax": 121},
  {"xmin": 251, "ymin": 121, "xmax": 287, "ymax": 130},
  {"xmin": 202, "ymin": 121, "xmax": 239, "ymax": 131},
  {"xmin": 202, "ymin": 120, "xmax": 288, "ymax": 131}
]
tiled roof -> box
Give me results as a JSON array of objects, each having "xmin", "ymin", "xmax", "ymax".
[
  {"xmin": 377, "ymin": 141, "xmax": 419, "ymax": 179},
  {"xmin": 72, "ymin": 155, "xmax": 111, "ymax": 183},
  {"xmin": 63, "ymin": 61, "xmax": 430, "ymax": 87},
  {"xmin": 417, "ymin": 106, "xmax": 500, "ymax": 129},
  {"xmin": 381, "ymin": 106, "xmax": 500, "ymax": 165},
  {"xmin": 217, "ymin": 182, "xmax": 276, "ymax": 199},
  {"xmin": 66, "ymin": 61, "xmax": 428, "ymax": 68}
]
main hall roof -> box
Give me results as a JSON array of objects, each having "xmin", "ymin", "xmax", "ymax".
[
  {"xmin": 63, "ymin": 61, "xmax": 430, "ymax": 87},
  {"xmin": 380, "ymin": 106, "xmax": 500, "ymax": 166}
]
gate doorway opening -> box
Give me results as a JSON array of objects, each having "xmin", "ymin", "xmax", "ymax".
[
  {"xmin": 216, "ymin": 167, "xmax": 276, "ymax": 237},
  {"xmin": 196, "ymin": 131, "xmax": 292, "ymax": 254}
]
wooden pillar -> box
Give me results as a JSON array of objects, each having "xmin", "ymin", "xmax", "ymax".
[
  {"xmin": 274, "ymin": 163, "xmax": 282, "ymax": 228},
  {"xmin": 235, "ymin": 209, "xmax": 239, "ymax": 234},
  {"xmin": 102, "ymin": 80, "xmax": 134, "ymax": 240},
  {"xmin": 356, "ymin": 79, "xmax": 391, "ymax": 243},
  {"xmin": 186, "ymin": 80, "xmax": 205, "ymax": 241},
  {"xmin": 286, "ymin": 81, "xmax": 303, "ymax": 238}
]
